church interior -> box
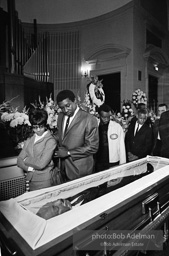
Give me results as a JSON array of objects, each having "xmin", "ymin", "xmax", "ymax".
[{"xmin": 1, "ymin": 1, "xmax": 169, "ymax": 256}]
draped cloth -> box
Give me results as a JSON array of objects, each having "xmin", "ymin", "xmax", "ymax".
[{"xmin": 0, "ymin": 198, "xmax": 46, "ymax": 248}]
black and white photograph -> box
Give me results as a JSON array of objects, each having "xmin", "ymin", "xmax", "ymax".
[{"xmin": 1, "ymin": 1, "xmax": 169, "ymax": 255}]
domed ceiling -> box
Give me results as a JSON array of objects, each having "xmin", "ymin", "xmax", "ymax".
[{"xmin": 14, "ymin": 0, "xmax": 132, "ymax": 24}]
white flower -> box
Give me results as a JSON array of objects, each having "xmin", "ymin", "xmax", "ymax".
[
  {"xmin": 17, "ymin": 117, "xmax": 25, "ymax": 125},
  {"xmin": 46, "ymin": 106, "xmax": 54, "ymax": 115},
  {"xmin": 1, "ymin": 112, "xmax": 14, "ymax": 121},
  {"xmin": 132, "ymin": 89, "xmax": 147, "ymax": 106},
  {"xmin": 47, "ymin": 97, "xmax": 54, "ymax": 107},
  {"xmin": 14, "ymin": 111, "xmax": 21, "ymax": 118},
  {"xmin": 10, "ymin": 119, "xmax": 18, "ymax": 127},
  {"xmin": 57, "ymin": 108, "xmax": 62, "ymax": 113},
  {"xmin": 24, "ymin": 119, "xmax": 31, "ymax": 126},
  {"xmin": 1, "ymin": 112, "xmax": 9, "ymax": 121},
  {"xmin": 22, "ymin": 113, "xmax": 29, "ymax": 120}
]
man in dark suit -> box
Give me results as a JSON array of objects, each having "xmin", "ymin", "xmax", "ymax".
[
  {"xmin": 159, "ymin": 106, "xmax": 169, "ymax": 158},
  {"xmin": 129, "ymin": 103, "xmax": 153, "ymax": 128},
  {"xmin": 125, "ymin": 108, "xmax": 153, "ymax": 162},
  {"xmin": 55, "ymin": 90, "xmax": 99, "ymax": 181},
  {"xmin": 152, "ymin": 104, "xmax": 167, "ymax": 156}
]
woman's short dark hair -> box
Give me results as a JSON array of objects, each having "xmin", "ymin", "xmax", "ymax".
[
  {"xmin": 56, "ymin": 90, "xmax": 75, "ymax": 103},
  {"xmin": 29, "ymin": 108, "xmax": 48, "ymax": 126}
]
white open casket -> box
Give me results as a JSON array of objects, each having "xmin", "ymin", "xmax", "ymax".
[{"xmin": 1, "ymin": 156, "xmax": 169, "ymax": 256}]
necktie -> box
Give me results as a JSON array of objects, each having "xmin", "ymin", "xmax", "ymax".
[
  {"xmin": 64, "ymin": 117, "xmax": 70, "ymax": 136},
  {"xmin": 135, "ymin": 123, "xmax": 139, "ymax": 136}
]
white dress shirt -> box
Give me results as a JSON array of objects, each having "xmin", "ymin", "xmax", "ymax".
[
  {"xmin": 62, "ymin": 106, "xmax": 80, "ymax": 135},
  {"xmin": 134, "ymin": 122, "xmax": 143, "ymax": 135}
]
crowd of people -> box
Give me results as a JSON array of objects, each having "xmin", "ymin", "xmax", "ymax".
[{"xmin": 17, "ymin": 89, "xmax": 168, "ymax": 191}]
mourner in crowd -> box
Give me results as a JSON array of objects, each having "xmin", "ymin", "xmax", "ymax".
[
  {"xmin": 17, "ymin": 108, "xmax": 57, "ymax": 191},
  {"xmin": 159, "ymin": 105, "xmax": 169, "ymax": 158},
  {"xmin": 95, "ymin": 104, "xmax": 126, "ymax": 172},
  {"xmin": 130, "ymin": 103, "xmax": 153, "ymax": 128},
  {"xmin": 55, "ymin": 89, "xmax": 99, "ymax": 181},
  {"xmin": 152, "ymin": 103, "xmax": 167, "ymax": 156},
  {"xmin": 125, "ymin": 108, "xmax": 153, "ymax": 162}
]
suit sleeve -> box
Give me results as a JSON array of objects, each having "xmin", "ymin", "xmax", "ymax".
[
  {"xmin": 24, "ymin": 138, "xmax": 57, "ymax": 170},
  {"xmin": 69, "ymin": 116, "xmax": 99, "ymax": 160},
  {"xmin": 125, "ymin": 123, "xmax": 153, "ymax": 158},
  {"xmin": 17, "ymin": 139, "xmax": 31, "ymax": 172},
  {"xmin": 137, "ymin": 128, "xmax": 153, "ymax": 158},
  {"xmin": 159, "ymin": 112, "xmax": 169, "ymax": 146},
  {"xmin": 125, "ymin": 123, "xmax": 132, "ymax": 153}
]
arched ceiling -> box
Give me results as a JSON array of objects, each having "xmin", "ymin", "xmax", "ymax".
[{"xmin": 13, "ymin": 0, "xmax": 132, "ymax": 24}]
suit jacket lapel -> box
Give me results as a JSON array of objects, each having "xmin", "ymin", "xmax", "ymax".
[
  {"xmin": 135, "ymin": 123, "xmax": 147, "ymax": 136},
  {"xmin": 63, "ymin": 109, "xmax": 81, "ymax": 139},
  {"xmin": 58, "ymin": 113, "xmax": 65, "ymax": 145},
  {"xmin": 131, "ymin": 121, "xmax": 136, "ymax": 137}
]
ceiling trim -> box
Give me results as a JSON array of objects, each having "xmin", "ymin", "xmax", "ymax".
[{"xmin": 86, "ymin": 43, "xmax": 131, "ymax": 63}]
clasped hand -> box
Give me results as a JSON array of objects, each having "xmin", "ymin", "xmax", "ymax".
[{"xmin": 55, "ymin": 147, "xmax": 69, "ymax": 158}]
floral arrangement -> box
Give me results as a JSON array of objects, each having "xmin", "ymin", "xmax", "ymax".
[
  {"xmin": 0, "ymin": 95, "xmax": 59, "ymax": 150},
  {"xmin": 1, "ymin": 106, "xmax": 32, "ymax": 149},
  {"xmin": 132, "ymin": 89, "xmax": 147, "ymax": 107},
  {"xmin": 78, "ymin": 93, "xmax": 99, "ymax": 117},
  {"xmin": 84, "ymin": 76, "xmax": 105, "ymax": 110},
  {"xmin": 148, "ymin": 108, "xmax": 157, "ymax": 124},
  {"xmin": 112, "ymin": 100, "xmax": 134, "ymax": 132},
  {"xmin": 121, "ymin": 100, "xmax": 134, "ymax": 120}
]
